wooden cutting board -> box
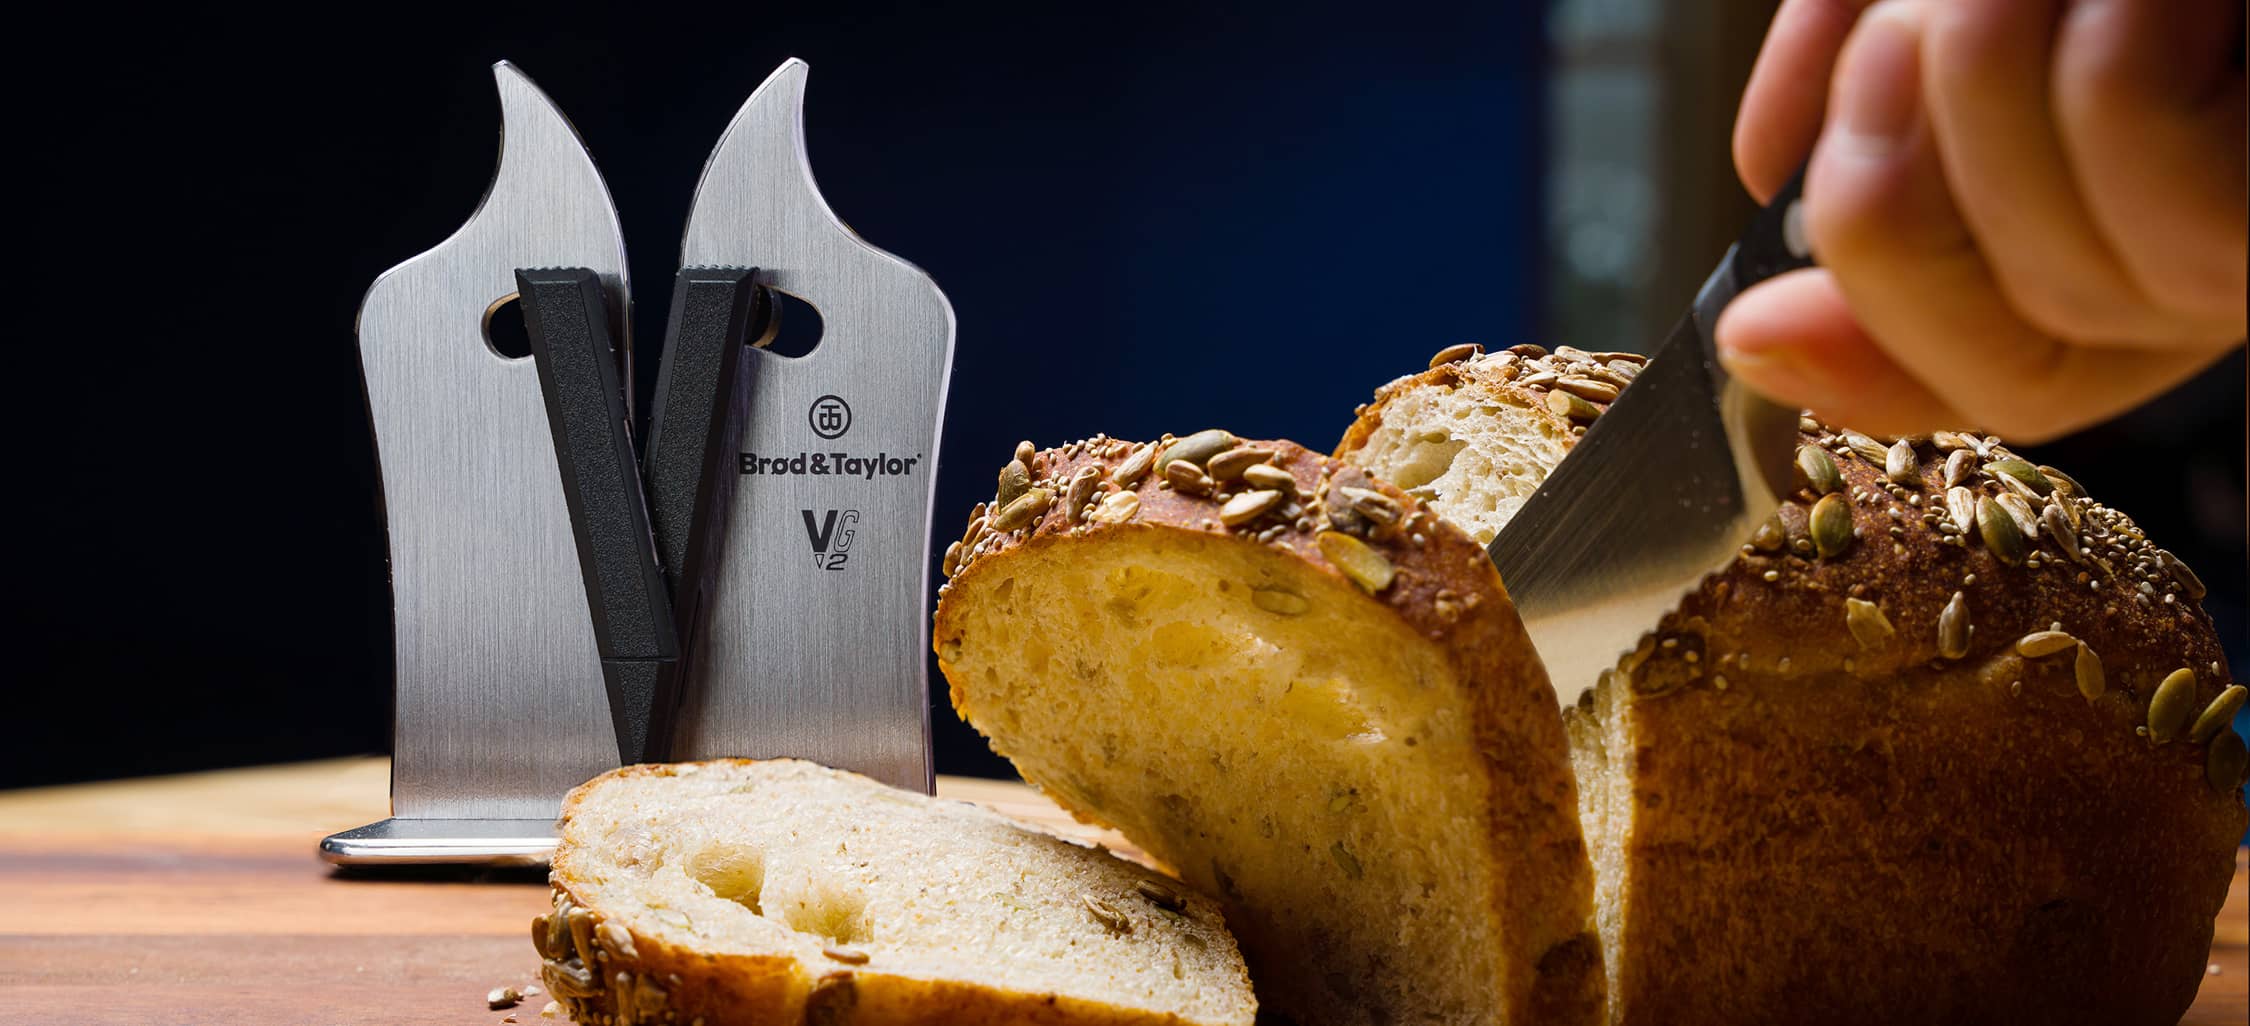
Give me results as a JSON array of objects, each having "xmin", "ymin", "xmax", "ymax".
[{"xmin": 2, "ymin": 758, "xmax": 2241, "ymax": 1025}]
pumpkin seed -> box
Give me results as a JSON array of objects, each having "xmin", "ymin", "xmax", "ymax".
[
  {"xmin": 1329, "ymin": 841, "xmax": 1364, "ymax": 880},
  {"xmin": 1986, "ymin": 458, "xmax": 2053, "ymax": 496},
  {"xmin": 1845, "ymin": 598, "xmax": 1894, "ymax": 649},
  {"xmin": 1339, "ymin": 486, "xmax": 1403, "ymax": 527},
  {"xmin": 1428, "ymin": 342, "xmax": 1483, "ymax": 368},
  {"xmin": 1083, "ymin": 895, "xmax": 1132, "ymax": 934},
  {"xmin": 996, "ymin": 459, "xmax": 1031, "ymax": 507},
  {"xmin": 1251, "ymin": 587, "xmax": 1309, "ymax": 616},
  {"xmin": 1556, "ymin": 376, "xmax": 1620, "ymax": 402},
  {"xmin": 1976, "ymin": 495, "xmax": 2028, "ymax": 565},
  {"xmin": 1164, "ymin": 459, "xmax": 1213, "ymax": 495},
  {"xmin": 1945, "ymin": 486, "xmax": 1977, "ymax": 535},
  {"xmin": 1938, "ymin": 591, "xmax": 1970, "ymax": 659},
  {"xmin": 1943, "ymin": 449, "xmax": 1975, "ymax": 487},
  {"xmin": 2157, "ymin": 550, "xmax": 2207, "ymax": 601},
  {"xmin": 1811, "ymin": 493, "xmax": 1854, "ymax": 558},
  {"xmin": 1207, "ymin": 447, "xmax": 1275, "ymax": 482},
  {"xmin": 2208, "ymin": 731, "xmax": 2249, "ymax": 792},
  {"xmin": 1065, "ymin": 466, "xmax": 1101, "ymax": 521},
  {"xmin": 822, "ymin": 945, "xmax": 871, "ymax": 965},
  {"xmin": 2015, "ymin": 630, "xmax": 2076, "ymax": 658},
  {"xmin": 2073, "ymin": 643, "xmax": 2105, "ymax": 700},
  {"xmin": 2190, "ymin": 686, "xmax": 2247, "ymax": 745},
  {"xmin": 1090, "ymin": 490, "xmax": 1140, "ymax": 524},
  {"xmin": 1220, "ymin": 489, "xmax": 1284, "ymax": 527},
  {"xmin": 1840, "ymin": 430, "xmax": 1888, "ymax": 464},
  {"xmin": 1157, "ymin": 429, "xmax": 1238, "ymax": 473},
  {"xmin": 1115, "ymin": 443, "xmax": 1157, "ymax": 485},
  {"xmin": 1797, "ymin": 445, "xmax": 1844, "ymax": 495},
  {"xmin": 1135, "ymin": 879, "xmax": 1187, "ymax": 912},
  {"xmin": 1241, "ymin": 463, "xmax": 1296, "ymax": 493},
  {"xmin": 1995, "ymin": 493, "xmax": 2041, "ymax": 541},
  {"xmin": 1546, "ymin": 389, "xmax": 1601, "ymax": 422},
  {"xmin": 1013, "ymin": 440, "xmax": 1038, "ymax": 466},
  {"xmin": 2037, "ymin": 464, "xmax": 2084, "ymax": 499},
  {"xmin": 1750, "ymin": 513, "xmax": 1786, "ymax": 553},
  {"xmin": 2148, "ymin": 668, "xmax": 2199, "ymax": 744},
  {"xmin": 1318, "ymin": 531, "xmax": 1395, "ymax": 593},
  {"xmin": 991, "ymin": 487, "xmax": 1053, "ymax": 532},
  {"xmin": 1885, "ymin": 439, "xmax": 1918, "ymax": 485}
]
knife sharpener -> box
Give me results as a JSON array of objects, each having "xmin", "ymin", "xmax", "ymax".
[{"xmin": 323, "ymin": 60, "xmax": 951, "ymax": 865}]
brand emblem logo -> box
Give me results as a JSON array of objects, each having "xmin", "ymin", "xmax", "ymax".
[
  {"xmin": 808, "ymin": 394, "xmax": 852, "ymax": 440},
  {"xmin": 801, "ymin": 508, "xmax": 859, "ymax": 571}
]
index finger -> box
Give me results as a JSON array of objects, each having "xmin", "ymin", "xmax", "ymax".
[{"xmin": 1734, "ymin": 0, "xmax": 1874, "ymax": 201}]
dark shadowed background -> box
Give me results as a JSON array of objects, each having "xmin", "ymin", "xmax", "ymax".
[{"xmin": 6, "ymin": 1, "xmax": 2241, "ymax": 790}]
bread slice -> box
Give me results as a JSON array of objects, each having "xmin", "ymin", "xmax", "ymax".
[
  {"xmin": 536, "ymin": 759, "xmax": 1255, "ymax": 1026},
  {"xmin": 934, "ymin": 433, "xmax": 1604, "ymax": 1026},
  {"xmin": 1339, "ymin": 343, "xmax": 2248, "ymax": 1026}
]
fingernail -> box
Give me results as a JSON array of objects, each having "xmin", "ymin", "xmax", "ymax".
[{"xmin": 1832, "ymin": 6, "xmax": 1921, "ymax": 144}]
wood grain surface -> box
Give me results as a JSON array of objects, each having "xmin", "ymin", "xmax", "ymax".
[{"xmin": 1, "ymin": 758, "xmax": 2240, "ymax": 1025}]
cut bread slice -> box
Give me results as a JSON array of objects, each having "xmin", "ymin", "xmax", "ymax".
[
  {"xmin": 935, "ymin": 434, "xmax": 1604, "ymax": 1026},
  {"xmin": 1338, "ymin": 343, "xmax": 2247, "ymax": 1026},
  {"xmin": 538, "ymin": 759, "xmax": 1255, "ymax": 1026}
]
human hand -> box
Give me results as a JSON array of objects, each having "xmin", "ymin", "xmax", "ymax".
[{"xmin": 1715, "ymin": 0, "xmax": 2245, "ymax": 443}]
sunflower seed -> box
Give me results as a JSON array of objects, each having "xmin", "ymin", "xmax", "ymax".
[
  {"xmin": 2148, "ymin": 668, "xmax": 2198, "ymax": 744},
  {"xmin": 2016, "ymin": 630, "xmax": 2076, "ymax": 658},
  {"xmin": 1135, "ymin": 879, "xmax": 1187, "ymax": 912},
  {"xmin": 1329, "ymin": 841, "xmax": 1364, "ymax": 880},
  {"xmin": 1799, "ymin": 416, "xmax": 1824, "ymax": 434},
  {"xmin": 1339, "ymin": 486, "xmax": 1403, "ymax": 526},
  {"xmin": 941, "ymin": 541, "xmax": 962, "ymax": 576},
  {"xmin": 1885, "ymin": 439, "xmax": 1919, "ymax": 485},
  {"xmin": 1164, "ymin": 459, "xmax": 1213, "ymax": 495},
  {"xmin": 1090, "ymin": 490, "xmax": 1140, "ymax": 524},
  {"xmin": 1506, "ymin": 343, "xmax": 1548, "ymax": 357},
  {"xmin": 1083, "ymin": 895, "xmax": 1132, "ymax": 934},
  {"xmin": 822, "ymin": 945, "xmax": 871, "ymax": 965},
  {"xmin": 1811, "ymin": 493, "xmax": 1854, "ymax": 558},
  {"xmin": 1013, "ymin": 440, "xmax": 1038, "ymax": 466},
  {"xmin": 1840, "ymin": 430, "xmax": 1888, "ymax": 464},
  {"xmin": 1937, "ymin": 591, "xmax": 1971, "ymax": 659},
  {"xmin": 1517, "ymin": 370, "xmax": 1560, "ymax": 389},
  {"xmin": 2190, "ymin": 686, "xmax": 2248, "ymax": 745},
  {"xmin": 1546, "ymin": 389, "xmax": 1601, "ymax": 422},
  {"xmin": 1797, "ymin": 445, "xmax": 1844, "ymax": 496},
  {"xmin": 1605, "ymin": 359, "xmax": 1641, "ymax": 381},
  {"xmin": 1318, "ymin": 531, "xmax": 1395, "ymax": 593},
  {"xmin": 1937, "ymin": 450, "xmax": 1972, "ymax": 489},
  {"xmin": 992, "ymin": 487, "xmax": 1053, "ymax": 532},
  {"xmin": 1251, "ymin": 587, "xmax": 1310, "ymax": 615},
  {"xmin": 1932, "ymin": 430, "xmax": 1972, "ymax": 452},
  {"xmin": 2157, "ymin": 550, "xmax": 2207, "ymax": 601},
  {"xmin": 1158, "ymin": 429, "xmax": 1238, "ymax": 473},
  {"xmin": 1207, "ymin": 447, "xmax": 1276, "ymax": 482},
  {"xmin": 1845, "ymin": 598, "xmax": 1894, "ymax": 649},
  {"xmin": 1115, "ymin": 443, "xmax": 1157, "ymax": 485},
  {"xmin": 2209, "ymin": 731, "xmax": 2250, "ymax": 792},
  {"xmin": 2039, "ymin": 503, "xmax": 2080, "ymax": 561},
  {"xmin": 1241, "ymin": 463, "xmax": 1296, "ymax": 494},
  {"xmin": 996, "ymin": 459, "xmax": 1031, "ymax": 507},
  {"xmin": 1986, "ymin": 458, "xmax": 2053, "ymax": 496},
  {"xmin": 1065, "ymin": 466, "xmax": 1101, "ymax": 521},
  {"xmin": 1944, "ymin": 486, "xmax": 1977, "ymax": 535},
  {"xmin": 1995, "ymin": 493, "xmax": 2041, "ymax": 541},
  {"xmin": 1556, "ymin": 376, "xmax": 1620, "ymax": 402},
  {"xmin": 2074, "ymin": 643, "xmax": 2105, "ymax": 700},
  {"xmin": 1976, "ymin": 495, "xmax": 2027, "ymax": 566},
  {"xmin": 1428, "ymin": 342, "xmax": 1483, "ymax": 368},
  {"xmin": 1221, "ymin": 489, "xmax": 1284, "ymax": 527},
  {"xmin": 488, "ymin": 987, "xmax": 523, "ymax": 1010},
  {"xmin": 1751, "ymin": 513, "xmax": 1787, "ymax": 553},
  {"xmin": 2037, "ymin": 464, "xmax": 2084, "ymax": 499}
]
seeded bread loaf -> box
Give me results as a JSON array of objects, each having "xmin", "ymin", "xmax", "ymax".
[
  {"xmin": 1337, "ymin": 342, "xmax": 2248, "ymax": 1026},
  {"xmin": 536, "ymin": 759, "xmax": 1255, "ymax": 1026},
  {"xmin": 933, "ymin": 435, "xmax": 1605, "ymax": 1026}
]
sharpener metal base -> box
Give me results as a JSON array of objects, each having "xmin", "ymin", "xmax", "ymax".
[{"xmin": 320, "ymin": 818, "xmax": 558, "ymax": 866}]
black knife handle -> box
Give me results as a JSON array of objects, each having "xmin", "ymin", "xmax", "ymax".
[
  {"xmin": 518, "ymin": 267, "xmax": 680, "ymax": 765},
  {"xmin": 1694, "ymin": 162, "xmax": 1815, "ymax": 333}
]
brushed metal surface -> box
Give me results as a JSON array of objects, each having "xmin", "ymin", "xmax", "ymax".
[
  {"xmin": 671, "ymin": 60, "xmax": 951, "ymax": 791},
  {"xmin": 319, "ymin": 818, "xmax": 558, "ymax": 866},
  {"xmin": 1488, "ymin": 259, "xmax": 1798, "ymax": 706},
  {"xmin": 352, "ymin": 63, "xmax": 628, "ymax": 822}
]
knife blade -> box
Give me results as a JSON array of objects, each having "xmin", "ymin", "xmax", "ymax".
[{"xmin": 1488, "ymin": 170, "xmax": 1813, "ymax": 705}]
